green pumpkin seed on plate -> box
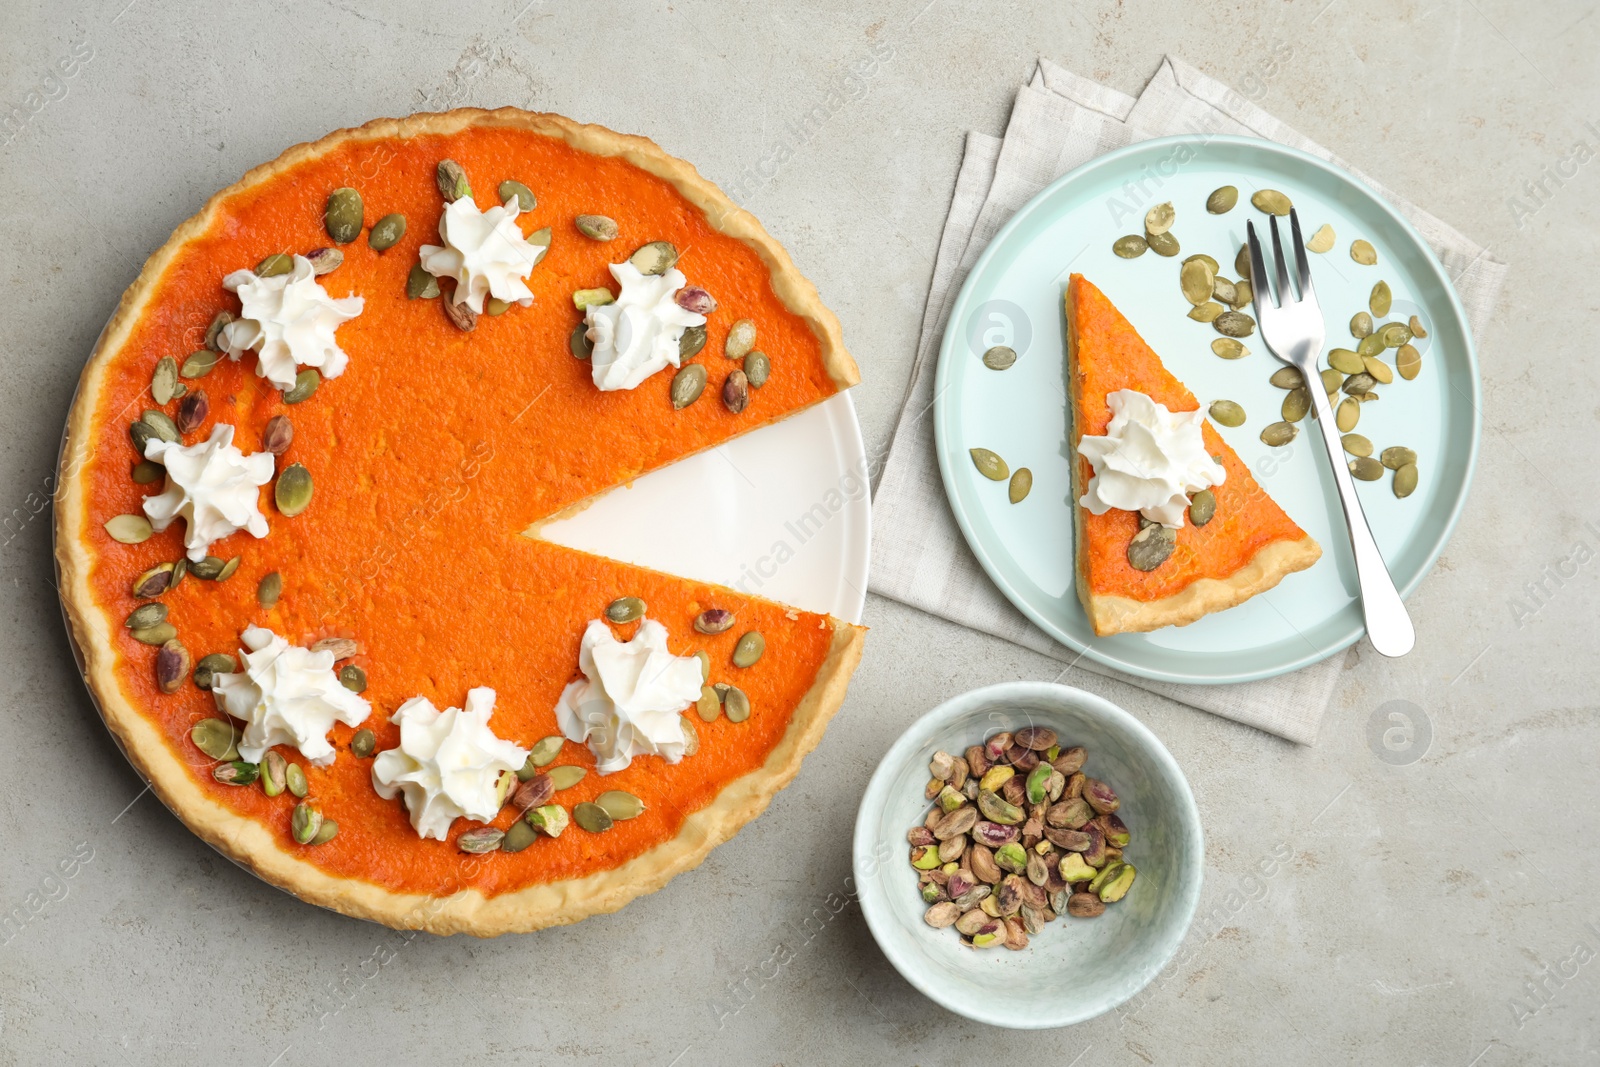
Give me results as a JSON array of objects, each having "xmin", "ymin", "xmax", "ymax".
[
  {"xmin": 1180, "ymin": 259, "xmax": 1215, "ymax": 305},
  {"xmin": 1380, "ymin": 446, "xmax": 1418, "ymax": 470},
  {"xmin": 1363, "ymin": 356, "xmax": 1394, "ymax": 384},
  {"xmin": 732, "ymin": 631, "xmax": 765, "ymax": 668},
  {"xmin": 1281, "ymin": 387, "xmax": 1310, "ymax": 423},
  {"xmin": 573, "ymin": 802, "xmax": 613, "ymax": 834},
  {"xmin": 1306, "ymin": 224, "xmax": 1335, "ymax": 253},
  {"xmin": 1269, "ymin": 366, "xmax": 1303, "ymax": 389},
  {"xmin": 969, "ymin": 448, "xmax": 1008, "ymax": 481},
  {"xmin": 190, "ymin": 718, "xmax": 239, "ymax": 761},
  {"xmin": 1336, "ymin": 397, "xmax": 1360, "ymax": 432},
  {"xmin": 1212, "ymin": 338, "xmax": 1248, "ymax": 360},
  {"xmin": 1395, "ymin": 344, "xmax": 1421, "ymax": 380},
  {"xmin": 1393, "ymin": 463, "xmax": 1419, "ymax": 498},
  {"xmin": 723, "ymin": 685, "xmax": 751, "ymax": 723},
  {"xmin": 1350, "ymin": 239, "xmax": 1377, "ymax": 265},
  {"xmin": 1341, "ymin": 433, "xmax": 1373, "ymax": 457},
  {"xmin": 1260, "ymin": 421, "xmax": 1298, "ymax": 447},
  {"xmin": 1408, "ymin": 315, "xmax": 1428, "ymax": 339},
  {"xmin": 1378, "ymin": 322, "xmax": 1410, "ymax": 349},
  {"xmin": 1369, "ymin": 281, "xmax": 1392, "ymax": 317},
  {"xmin": 1008, "ymin": 468, "xmax": 1032, "ymax": 504},
  {"xmin": 1349, "ymin": 457, "xmax": 1384, "ymax": 481},
  {"xmin": 1206, "ymin": 186, "xmax": 1238, "ymax": 214},
  {"xmin": 596, "ymin": 790, "xmax": 645, "ymax": 821},
  {"xmin": 1188, "ymin": 301, "xmax": 1224, "ymax": 323},
  {"xmin": 181, "ymin": 349, "xmax": 222, "ymax": 379},
  {"xmin": 1356, "ymin": 333, "xmax": 1386, "ymax": 359},
  {"xmin": 983, "ymin": 345, "xmax": 1017, "ymax": 370},
  {"xmin": 1208, "ymin": 399, "xmax": 1246, "ymax": 427},
  {"xmin": 1321, "ymin": 368, "xmax": 1345, "ymax": 394},
  {"xmin": 1146, "ymin": 231, "xmax": 1180, "ymax": 257},
  {"xmin": 1327, "ymin": 348, "xmax": 1363, "ymax": 374},
  {"xmin": 1250, "ymin": 189, "xmax": 1292, "ymax": 215},
  {"xmin": 1144, "ymin": 202, "xmax": 1175, "ymax": 236},
  {"xmin": 1112, "ymin": 234, "xmax": 1148, "ymax": 258}
]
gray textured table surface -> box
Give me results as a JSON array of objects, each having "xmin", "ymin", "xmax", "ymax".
[{"xmin": 3, "ymin": 1, "xmax": 1597, "ymax": 1064}]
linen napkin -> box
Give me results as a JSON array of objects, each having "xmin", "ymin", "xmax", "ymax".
[{"xmin": 870, "ymin": 56, "xmax": 1507, "ymax": 744}]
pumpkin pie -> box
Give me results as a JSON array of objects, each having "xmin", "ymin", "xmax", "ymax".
[
  {"xmin": 54, "ymin": 110, "xmax": 866, "ymax": 935},
  {"xmin": 1065, "ymin": 274, "xmax": 1320, "ymax": 635}
]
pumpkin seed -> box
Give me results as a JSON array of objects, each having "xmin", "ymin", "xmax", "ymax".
[
  {"xmin": 732, "ymin": 631, "xmax": 765, "ymax": 668},
  {"xmin": 1342, "ymin": 372, "xmax": 1377, "ymax": 395},
  {"xmin": 1321, "ymin": 368, "xmax": 1345, "ymax": 394},
  {"xmin": 568, "ymin": 290, "xmax": 613, "ymax": 315},
  {"xmin": 680, "ymin": 716, "xmax": 699, "ymax": 757},
  {"xmin": 256, "ymin": 571, "xmax": 282, "ymax": 609},
  {"xmin": 132, "ymin": 562, "xmax": 176, "ymax": 598},
  {"xmin": 573, "ymin": 802, "xmax": 613, "ymax": 834},
  {"xmin": 1206, "ymin": 185, "xmax": 1238, "ymax": 214},
  {"xmin": 193, "ymin": 652, "xmax": 237, "ymax": 691},
  {"xmin": 1180, "ymin": 259, "xmax": 1215, "ymax": 305},
  {"xmin": 151, "ymin": 356, "xmax": 180, "ymax": 405},
  {"xmin": 1350, "ymin": 239, "xmax": 1377, "ymax": 265},
  {"xmin": 204, "ymin": 311, "xmax": 234, "ymax": 351},
  {"xmin": 1146, "ymin": 231, "xmax": 1180, "ymax": 257},
  {"xmin": 190, "ymin": 718, "xmax": 239, "ymax": 760},
  {"xmin": 155, "ymin": 638, "xmax": 190, "ymax": 693},
  {"xmin": 291, "ymin": 801, "xmax": 322, "ymax": 844},
  {"xmin": 1396, "ymin": 344, "xmax": 1421, "ymax": 380},
  {"xmin": 1281, "ymin": 387, "xmax": 1310, "ymax": 423},
  {"xmin": 1336, "ymin": 397, "xmax": 1360, "ymax": 431},
  {"xmin": 1126, "ymin": 524, "xmax": 1175, "ymax": 571},
  {"xmin": 696, "ymin": 685, "xmax": 721, "ymax": 722},
  {"xmin": 457, "ymin": 826, "xmax": 503, "ymax": 854},
  {"xmin": 435, "ymin": 159, "xmax": 471, "ymax": 203},
  {"xmin": 1306, "ymin": 223, "xmax": 1335, "ymax": 253},
  {"xmin": 125, "ymin": 603, "xmax": 167, "ymax": 630},
  {"xmin": 1393, "ymin": 462, "xmax": 1419, "ymax": 498},
  {"xmin": 104, "ymin": 514, "xmax": 153, "ymax": 544},
  {"xmin": 252, "ymin": 252, "xmax": 293, "ymax": 278},
  {"xmin": 1260, "ymin": 421, "xmax": 1298, "ymax": 447},
  {"xmin": 1213, "ymin": 310, "xmax": 1255, "ymax": 337},
  {"xmin": 1184, "ymin": 253, "xmax": 1220, "ymax": 273},
  {"xmin": 722, "ymin": 369, "xmax": 749, "ymax": 413},
  {"xmin": 694, "ymin": 650, "xmax": 711, "ymax": 682},
  {"xmin": 214, "ymin": 760, "xmax": 258, "ymax": 786},
  {"xmin": 629, "ymin": 241, "xmax": 678, "ymax": 276},
  {"xmin": 1356, "ymin": 333, "xmax": 1386, "ymax": 359},
  {"xmin": 261, "ymin": 750, "xmax": 287, "ymax": 796},
  {"xmin": 141, "ymin": 409, "xmax": 180, "ymax": 442},
  {"xmin": 1379, "ymin": 322, "xmax": 1410, "ymax": 348},
  {"xmin": 1208, "ymin": 399, "xmax": 1246, "ymax": 427},
  {"xmin": 309, "ymin": 819, "xmax": 338, "ymax": 846},
  {"xmin": 1189, "ymin": 488, "xmax": 1217, "ymax": 526},
  {"xmin": 180, "ymin": 350, "xmax": 221, "ymax": 380},
  {"xmin": 1408, "ymin": 315, "xmax": 1428, "ymax": 339},
  {"xmin": 1328, "ymin": 348, "xmax": 1364, "ymax": 374},
  {"xmin": 215, "ymin": 556, "xmax": 240, "ymax": 582},
  {"xmin": 1341, "ymin": 433, "xmax": 1373, "ymax": 457},
  {"xmin": 1269, "ymin": 366, "xmax": 1304, "ymax": 389},
  {"xmin": 176, "ymin": 390, "xmax": 208, "ymax": 434},
  {"xmin": 406, "ymin": 263, "xmax": 440, "ymax": 299},
  {"xmin": 605, "ymin": 596, "xmax": 646, "ymax": 624},
  {"xmin": 982, "ymin": 345, "xmax": 1017, "ymax": 370},
  {"xmin": 1380, "ymin": 446, "xmax": 1418, "ymax": 470},
  {"xmin": 1112, "ymin": 234, "xmax": 1148, "ymax": 258},
  {"xmin": 1349, "ymin": 457, "xmax": 1384, "ymax": 481},
  {"xmin": 596, "ymin": 790, "xmax": 645, "ymax": 821},
  {"xmin": 1008, "ymin": 468, "xmax": 1032, "ymax": 504},
  {"xmin": 527, "ymin": 226, "xmax": 552, "ymax": 252},
  {"xmin": 525, "ymin": 736, "xmax": 564, "ymax": 772},
  {"xmin": 1188, "ymin": 301, "xmax": 1224, "ymax": 322},
  {"xmin": 1370, "ymin": 281, "xmax": 1392, "ymax": 317},
  {"xmin": 305, "ymin": 247, "xmax": 343, "ymax": 275},
  {"xmin": 286, "ymin": 763, "xmax": 308, "ymax": 798},
  {"xmin": 1363, "ymin": 356, "xmax": 1394, "ymax": 384},
  {"xmin": 486, "ymin": 297, "xmax": 511, "ymax": 316},
  {"xmin": 1251, "ymin": 189, "xmax": 1292, "ymax": 215},
  {"xmin": 498, "ymin": 179, "xmax": 536, "ymax": 212},
  {"xmin": 724, "ymin": 319, "xmax": 757, "ymax": 361},
  {"xmin": 502, "ymin": 819, "xmax": 538, "ymax": 852},
  {"xmin": 969, "ymin": 448, "xmax": 1008, "ymax": 481},
  {"xmin": 1235, "ymin": 244, "xmax": 1252, "ymax": 279},
  {"xmin": 1350, "ymin": 312, "xmax": 1373, "ymax": 339},
  {"xmin": 547, "ymin": 765, "xmax": 587, "ymax": 790},
  {"xmin": 1212, "ymin": 338, "xmax": 1248, "ymax": 360},
  {"xmin": 679, "ymin": 324, "xmax": 707, "ymax": 359},
  {"xmin": 744, "ymin": 351, "xmax": 771, "ymax": 388},
  {"xmin": 1142, "ymin": 202, "xmax": 1174, "ymax": 236},
  {"xmin": 723, "ymin": 685, "xmax": 751, "ymax": 723},
  {"xmin": 275, "ymin": 463, "xmax": 313, "ymax": 517},
  {"xmin": 670, "ymin": 364, "xmax": 706, "ymax": 409},
  {"xmin": 575, "ymin": 214, "xmax": 619, "ymax": 241},
  {"xmin": 366, "ymin": 213, "xmax": 406, "ymax": 252},
  {"xmin": 348, "ymin": 727, "xmax": 376, "ymax": 759},
  {"xmin": 283, "ymin": 368, "xmax": 319, "ymax": 404},
  {"xmin": 324, "ymin": 187, "xmax": 364, "ymax": 243},
  {"xmin": 338, "ymin": 665, "xmax": 367, "ymax": 693},
  {"xmin": 190, "ymin": 556, "xmax": 225, "ymax": 580},
  {"xmin": 1212, "ymin": 277, "xmax": 1238, "ymax": 306}
]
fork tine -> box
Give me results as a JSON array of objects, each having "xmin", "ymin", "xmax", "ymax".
[
  {"xmin": 1288, "ymin": 208, "xmax": 1314, "ymax": 301},
  {"xmin": 1246, "ymin": 221, "xmax": 1273, "ymax": 310},
  {"xmin": 1268, "ymin": 215, "xmax": 1293, "ymax": 304}
]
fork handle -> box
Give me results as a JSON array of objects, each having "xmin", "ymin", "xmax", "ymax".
[{"xmin": 1301, "ymin": 372, "xmax": 1416, "ymax": 657}]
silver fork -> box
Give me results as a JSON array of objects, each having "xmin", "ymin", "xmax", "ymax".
[{"xmin": 1247, "ymin": 211, "xmax": 1415, "ymax": 657}]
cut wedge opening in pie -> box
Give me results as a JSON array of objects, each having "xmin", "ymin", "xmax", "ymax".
[
  {"xmin": 1065, "ymin": 274, "xmax": 1321, "ymax": 636},
  {"xmin": 54, "ymin": 110, "xmax": 866, "ymax": 935}
]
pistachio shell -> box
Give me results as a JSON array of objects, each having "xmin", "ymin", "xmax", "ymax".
[
  {"xmin": 305, "ymin": 247, "xmax": 343, "ymax": 275},
  {"xmin": 435, "ymin": 160, "xmax": 471, "ymax": 203},
  {"xmin": 575, "ymin": 214, "xmax": 619, "ymax": 241},
  {"xmin": 572, "ymin": 288, "xmax": 614, "ymax": 310},
  {"xmin": 1396, "ymin": 344, "xmax": 1422, "ymax": 380},
  {"xmin": 721, "ymin": 369, "xmax": 749, "ymax": 414}
]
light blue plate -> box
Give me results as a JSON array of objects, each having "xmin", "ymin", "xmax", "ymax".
[
  {"xmin": 853, "ymin": 682, "xmax": 1203, "ymax": 1028},
  {"xmin": 933, "ymin": 135, "xmax": 1480, "ymax": 684}
]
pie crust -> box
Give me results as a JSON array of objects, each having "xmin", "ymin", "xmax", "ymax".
[{"xmin": 55, "ymin": 109, "xmax": 866, "ymax": 934}]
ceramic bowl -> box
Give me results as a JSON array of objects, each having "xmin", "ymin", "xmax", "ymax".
[{"xmin": 853, "ymin": 682, "xmax": 1203, "ymax": 1028}]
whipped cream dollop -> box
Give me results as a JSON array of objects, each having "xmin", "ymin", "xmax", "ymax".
[
  {"xmin": 419, "ymin": 195, "xmax": 548, "ymax": 313},
  {"xmin": 142, "ymin": 423, "xmax": 275, "ymax": 562},
  {"xmin": 584, "ymin": 262, "xmax": 706, "ymax": 392},
  {"xmin": 371, "ymin": 687, "xmax": 530, "ymax": 841},
  {"xmin": 218, "ymin": 255, "xmax": 364, "ymax": 391},
  {"xmin": 554, "ymin": 618, "xmax": 702, "ymax": 774},
  {"xmin": 211, "ymin": 626, "xmax": 372, "ymax": 766},
  {"xmin": 1078, "ymin": 389, "xmax": 1226, "ymax": 529}
]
